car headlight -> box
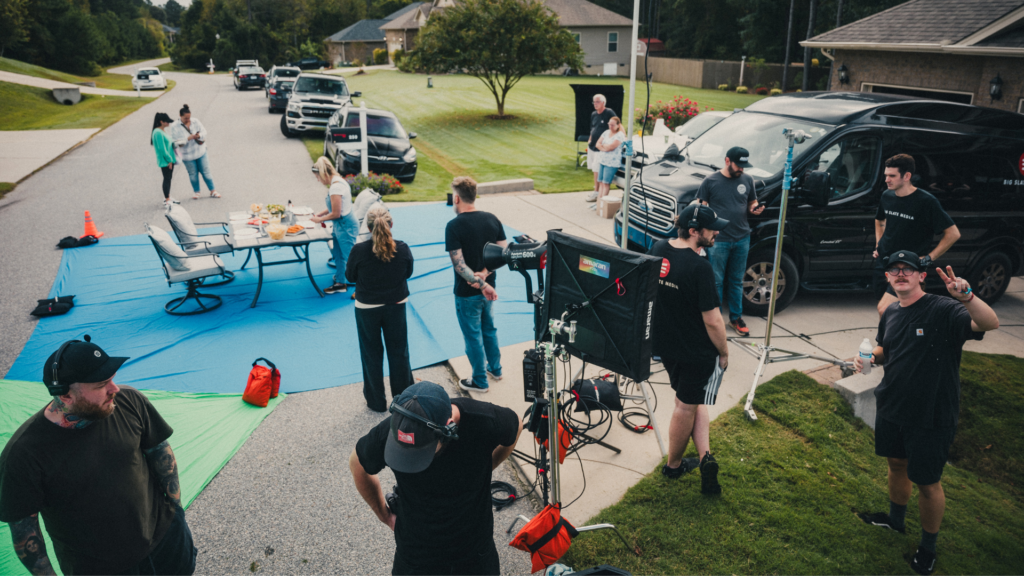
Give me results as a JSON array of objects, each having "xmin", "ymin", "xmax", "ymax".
[
  {"xmin": 345, "ymin": 149, "xmax": 361, "ymax": 158},
  {"xmin": 403, "ymin": 147, "xmax": 417, "ymax": 162}
]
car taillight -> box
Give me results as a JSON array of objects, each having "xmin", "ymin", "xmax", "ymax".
[
  {"xmin": 269, "ymin": 88, "xmax": 277, "ymax": 95},
  {"xmin": 260, "ymin": 74, "xmax": 266, "ymax": 78}
]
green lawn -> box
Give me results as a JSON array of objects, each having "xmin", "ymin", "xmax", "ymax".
[
  {"xmin": 0, "ymin": 81, "xmax": 150, "ymax": 130},
  {"xmin": 0, "ymin": 182, "xmax": 14, "ymax": 200},
  {"xmin": 315, "ymin": 70, "xmax": 763, "ymax": 201},
  {"xmin": 562, "ymin": 353, "xmax": 1024, "ymax": 575},
  {"xmin": 0, "ymin": 56, "xmax": 166, "ymax": 91}
]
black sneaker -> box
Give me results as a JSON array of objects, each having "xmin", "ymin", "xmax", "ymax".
[
  {"xmin": 910, "ymin": 546, "xmax": 937, "ymax": 575},
  {"xmin": 459, "ymin": 379, "xmax": 489, "ymax": 393},
  {"xmin": 699, "ymin": 452, "xmax": 721, "ymax": 495},
  {"xmin": 323, "ymin": 282, "xmax": 347, "ymax": 294},
  {"xmin": 662, "ymin": 458, "xmax": 699, "ymax": 479},
  {"xmin": 857, "ymin": 512, "xmax": 906, "ymax": 534}
]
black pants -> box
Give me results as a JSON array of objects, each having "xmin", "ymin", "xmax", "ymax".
[
  {"xmin": 160, "ymin": 165, "xmax": 174, "ymax": 199},
  {"xmin": 392, "ymin": 541, "xmax": 500, "ymax": 576},
  {"xmin": 117, "ymin": 503, "xmax": 197, "ymax": 575},
  {"xmin": 356, "ymin": 303, "xmax": 413, "ymax": 412}
]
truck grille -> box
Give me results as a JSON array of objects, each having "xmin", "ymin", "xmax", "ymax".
[
  {"xmin": 302, "ymin": 107, "xmax": 333, "ymax": 118},
  {"xmin": 627, "ymin": 185, "xmax": 676, "ymax": 235}
]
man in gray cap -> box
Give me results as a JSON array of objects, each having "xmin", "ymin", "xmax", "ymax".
[
  {"xmin": 696, "ymin": 146, "xmax": 765, "ymax": 336},
  {"xmin": 350, "ymin": 381, "xmax": 521, "ymax": 575},
  {"xmin": 0, "ymin": 335, "xmax": 196, "ymax": 575}
]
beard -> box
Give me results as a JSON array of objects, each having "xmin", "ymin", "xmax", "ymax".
[
  {"xmin": 727, "ymin": 165, "xmax": 743, "ymax": 178},
  {"xmin": 68, "ymin": 396, "xmax": 117, "ymax": 420},
  {"xmin": 697, "ymin": 233, "xmax": 715, "ymax": 248}
]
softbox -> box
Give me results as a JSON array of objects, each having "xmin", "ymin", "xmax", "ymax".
[
  {"xmin": 541, "ymin": 231, "xmax": 661, "ymax": 382},
  {"xmin": 569, "ymin": 85, "xmax": 625, "ymax": 142}
]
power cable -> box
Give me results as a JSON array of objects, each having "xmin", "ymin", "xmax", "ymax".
[{"xmin": 490, "ymin": 480, "xmax": 518, "ymax": 511}]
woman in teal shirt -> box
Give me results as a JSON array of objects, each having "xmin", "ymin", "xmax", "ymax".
[{"xmin": 151, "ymin": 112, "xmax": 177, "ymax": 205}]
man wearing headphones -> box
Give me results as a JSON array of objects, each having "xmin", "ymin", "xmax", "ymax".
[
  {"xmin": 0, "ymin": 336, "xmax": 196, "ymax": 575},
  {"xmin": 350, "ymin": 381, "xmax": 522, "ymax": 575}
]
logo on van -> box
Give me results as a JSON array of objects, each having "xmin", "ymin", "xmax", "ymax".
[{"xmin": 1019, "ymin": 152, "xmax": 1024, "ymax": 177}]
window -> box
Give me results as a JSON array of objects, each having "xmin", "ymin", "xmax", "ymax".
[
  {"xmin": 862, "ymin": 83, "xmax": 973, "ymax": 105},
  {"xmin": 572, "ymin": 32, "xmax": 581, "ymax": 46},
  {"xmin": 345, "ymin": 113, "xmax": 407, "ymax": 139},
  {"xmin": 805, "ymin": 136, "xmax": 881, "ymax": 201},
  {"xmin": 608, "ymin": 32, "xmax": 618, "ymax": 53}
]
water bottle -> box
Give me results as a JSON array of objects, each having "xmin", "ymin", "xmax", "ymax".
[
  {"xmin": 284, "ymin": 199, "xmax": 294, "ymax": 226},
  {"xmin": 858, "ymin": 338, "xmax": 873, "ymax": 375}
]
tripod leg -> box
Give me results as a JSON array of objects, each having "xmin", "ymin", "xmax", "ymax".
[
  {"xmin": 506, "ymin": 515, "xmax": 533, "ymax": 535},
  {"xmin": 640, "ymin": 380, "xmax": 667, "ymax": 457},
  {"xmin": 743, "ymin": 347, "xmax": 771, "ymax": 421},
  {"xmin": 576, "ymin": 523, "xmax": 640, "ymax": 556}
]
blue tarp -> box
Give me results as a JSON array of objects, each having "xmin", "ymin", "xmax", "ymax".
[{"xmin": 7, "ymin": 203, "xmax": 536, "ymax": 394}]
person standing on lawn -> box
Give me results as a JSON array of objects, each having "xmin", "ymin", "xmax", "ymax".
[
  {"xmin": 696, "ymin": 146, "xmax": 764, "ymax": 336},
  {"xmin": 650, "ymin": 203, "xmax": 729, "ymax": 495},
  {"xmin": 585, "ymin": 94, "xmax": 616, "ymax": 204},
  {"xmin": 591, "ymin": 116, "xmax": 627, "ymax": 211},
  {"xmin": 445, "ymin": 177, "xmax": 507, "ymax": 394},
  {"xmin": 347, "ymin": 205, "xmax": 415, "ymax": 412},
  {"xmin": 311, "ymin": 156, "xmax": 359, "ymax": 295},
  {"xmin": 872, "ymin": 154, "xmax": 960, "ymax": 317},
  {"xmin": 0, "ymin": 336, "xmax": 196, "ymax": 575},
  {"xmin": 170, "ymin": 104, "xmax": 220, "ymax": 200},
  {"xmin": 150, "ymin": 112, "xmax": 178, "ymax": 206},
  {"xmin": 855, "ymin": 251, "xmax": 998, "ymax": 576}
]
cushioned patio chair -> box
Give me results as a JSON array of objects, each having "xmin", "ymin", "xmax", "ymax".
[
  {"xmin": 164, "ymin": 204, "xmax": 246, "ymax": 285},
  {"xmin": 146, "ymin": 223, "xmax": 226, "ymax": 315}
]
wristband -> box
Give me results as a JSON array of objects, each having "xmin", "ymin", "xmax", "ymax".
[{"xmin": 961, "ymin": 292, "xmax": 974, "ymax": 304}]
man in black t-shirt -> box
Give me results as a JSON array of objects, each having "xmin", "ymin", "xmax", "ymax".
[
  {"xmin": 585, "ymin": 94, "xmax": 616, "ymax": 203},
  {"xmin": 854, "ymin": 251, "xmax": 998, "ymax": 576},
  {"xmin": 445, "ymin": 177, "xmax": 508, "ymax": 394},
  {"xmin": 649, "ymin": 203, "xmax": 730, "ymax": 495},
  {"xmin": 872, "ymin": 154, "xmax": 960, "ymax": 316},
  {"xmin": 0, "ymin": 336, "xmax": 196, "ymax": 575},
  {"xmin": 350, "ymin": 381, "xmax": 522, "ymax": 575}
]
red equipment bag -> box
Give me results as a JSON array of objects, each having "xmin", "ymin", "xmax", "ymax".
[
  {"xmin": 242, "ymin": 358, "xmax": 280, "ymax": 407},
  {"xmin": 509, "ymin": 504, "xmax": 579, "ymax": 573},
  {"xmin": 536, "ymin": 417, "xmax": 573, "ymax": 464}
]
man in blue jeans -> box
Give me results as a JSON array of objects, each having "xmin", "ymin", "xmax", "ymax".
[
  {"xmin": 696, "ymin": 146, "xmax": 765, "ymax": 335},
  {"xmin": 445, "ymin": 177, "xmax": 508, "ymax": 393}
]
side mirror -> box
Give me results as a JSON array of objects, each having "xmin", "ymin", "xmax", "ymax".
[
  {"xmin": 799, "ymin": 170, "xmax": 832, "ymax": 208},
  {"xmin": 408, "ymin": 132, "xmax": 417, "ymax": 139},
  {"xmin": 352, "ymin": 91, "xmax": 362, "ymax": 98}
]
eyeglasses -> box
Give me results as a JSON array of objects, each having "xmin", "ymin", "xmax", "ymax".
[{"xmin": 885, "ymin": 267, "xmax": 918, "ymax": 277}]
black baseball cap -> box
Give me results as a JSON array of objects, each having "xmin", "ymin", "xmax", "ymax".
[
  {"xmin": 678, "ymin": 203, "xmax": 729, "ymax": 232},
  {"xmin": 42, "ymin": 335, "xmax": 129, "ymax": 395},
  {"xmin": 883, "ymin": 250, "xmax": 924, "ymax": 272},
  {"xmin": 385, "ymin": 382, "xmax": 453, "ymax": 473},
  {"xmin": 726, "ymin": 146, "xmax": 753, "ymax": 168}
]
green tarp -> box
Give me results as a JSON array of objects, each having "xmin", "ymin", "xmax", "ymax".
[{"xmin": 0, "ymin": 380, "xmax": 284, "ymax": 575}]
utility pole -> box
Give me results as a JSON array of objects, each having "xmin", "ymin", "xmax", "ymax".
[
  {"xmin": 802, "ymin": 0, "xmax": 818, "ymax": 92},
  {"xmin": 781, "ymin": 0, "xmax": 795, "ymax": 92},
  {"xmin": 836, "ymin": 0, "xmax": 843, "ymax": 26},
  {"xmin": 247, "ymin": 0, "xmax": 252, "ymax": 22}
]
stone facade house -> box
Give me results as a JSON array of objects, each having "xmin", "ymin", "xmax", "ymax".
[
  {"xmin": 802, "ymin": 0, "xmax": 1024, "ymax": 113},
  {"xmin": 325, "ymin": 3, "xmax": 425, "ymax": 66}
]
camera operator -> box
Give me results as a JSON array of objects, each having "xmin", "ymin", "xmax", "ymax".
[
  {"xmin": 854, "ymin": 252, "xmax": 998, "ymax": 576},
  {"xmin": 649, "ymin": 203, "xmax": 730, "ymax": 495},
  {"xmin": 350, "ymin": 381, "xmax": 522, "ymax": 575}
]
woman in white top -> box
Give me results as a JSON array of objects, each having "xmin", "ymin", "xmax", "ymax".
[
  {"xmin": 311, "ymin": 156, "xmax": 359, "ymax": 294},
  {"xmin": 170, "ymin": 104, "xmax": 220, "ymax": 200},
  {"xmin": 594, "ymin": 116, "xmax": 626, "ymax": 207}
]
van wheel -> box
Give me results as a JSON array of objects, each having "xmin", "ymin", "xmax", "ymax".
[
  {"xmin": 280, "ymin": 116, "xmax": 295, "ymax": 138},
  {"xmin": 967, "ymin": 251, "xmax": 1012, "ymax": 303},
  {"xmin": 742, "ymin": 251, "xmax": 799, "ymax": 317}
]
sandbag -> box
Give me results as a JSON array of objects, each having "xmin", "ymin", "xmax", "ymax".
[
  {"xmin": 242, "ymin": 358, "xmax": 280, "ymax": 408},
  {"xmin": 509, "ymin": 504, "xmax": 578, "ymax": 573}
]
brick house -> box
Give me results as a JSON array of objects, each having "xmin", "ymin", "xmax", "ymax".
[
  {"xmin": 325, "ymin": 2, "xmax": 424, "ymax": 66},
  {"xmin": 802, "ymin": 0, "xmax": 1023, "ymax": 113}
]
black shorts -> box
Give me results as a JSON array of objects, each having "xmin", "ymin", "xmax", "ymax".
[
  {"xmin": 663, "ymin": 356, "xmax": 724, "ymax": 405},
  {"xmin": 874, "ymin": 417, "xmax": 957, "ymax": 485},
  {"xmin": 872, "ymin": 259, "xmax": 898, "ymax": 300}
]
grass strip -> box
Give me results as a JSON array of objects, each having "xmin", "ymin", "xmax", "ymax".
[
  {"xmin": 0, "ymin": 57, "xmax": 163, "ymax": 91},
  {"xmin": 0, "ymin": 182, "xmax": 14, "ymax": 200},
  {"xmin": 0, "ymin": 81, "xmax": 150, "ymax": 130},
  {"xmin": 561, "ymin": 364, "xmax": 1024, "ymax": 574}
]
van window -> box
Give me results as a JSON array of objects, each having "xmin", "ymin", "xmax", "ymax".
[
  {"xmin": 806, "ymin": 136, "xmax": 881, "ymax": 201},
  {"xmin": 687, "ymin": 113, "xmax": 832, "ymax": 178}
]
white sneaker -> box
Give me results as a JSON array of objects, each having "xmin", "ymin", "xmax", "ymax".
[{"xmin": 585, "ymin": 192, "xmax": 598, "ymax": 202}]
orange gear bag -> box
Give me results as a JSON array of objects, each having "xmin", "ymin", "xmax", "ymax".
[
  {"xmin": 242, "ymin": 358, "xmax": 280, "ymax": 407},
  {"xmin": 509, "ymin": 504, "xmax": 579, "ymax": 573}
]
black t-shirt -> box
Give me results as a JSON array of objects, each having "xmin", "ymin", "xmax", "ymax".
[
  {"xmin": 0, "ymin": 387, "xmax": 175, "ymax": 575},
  {"xmin": 444, "ymin": 211, "xmax": 506, "ymax": 298},
  {"xmin": 648, "ymin": 240, "xmax": 721, "ymax": 361},
  {"xmin": 589, "ymin": 108, "xmax": 616, "ymax": 151},
  {"xmin": 875, "ymin": 188, "xmax": 955, "ymax": 258},
  {"xmin": 345, "ymin": 239, "xmax": 414, "ymax": 305},
  {"xmin": 355, "ymin": 398, "xmax": 519, "ymax": 566},
  {"xmin": 874, "ymin": 294, "xmax": 984, "ymax": 428}
]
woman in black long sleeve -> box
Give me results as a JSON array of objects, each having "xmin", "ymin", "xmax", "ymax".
[{"xmin": 346, "ymin": 205, "xmax": 415, "ymax": 412}]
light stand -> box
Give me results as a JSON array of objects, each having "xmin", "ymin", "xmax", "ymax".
[{"xmin": 736, "ymin": 129, "xmax": 855, "ymax": 421}]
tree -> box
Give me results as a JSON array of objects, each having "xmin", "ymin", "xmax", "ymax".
[
  {"xmin": 413, "ymin": 0, "xmax": 583, "ymax": 117},
  {"xmin": 164, "ymin": 0, "xmax": 184, "ymax": 26},
  {"xmin": 0, "ymin": 0, "xmax": 30, "ymax": 58}
]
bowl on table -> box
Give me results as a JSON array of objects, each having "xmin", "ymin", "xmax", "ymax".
[{"xmin": 266, "ymin": 224, "xmax": 287, "ymax": 241}]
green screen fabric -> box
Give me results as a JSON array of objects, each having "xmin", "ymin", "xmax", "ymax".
[{"xmin": 0, "ymin": 380, "xmax": 284, "ymax": 575}]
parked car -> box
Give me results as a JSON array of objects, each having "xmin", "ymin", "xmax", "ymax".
[
  {"xmin": 323, "ymin": 106, "xmax": 418, "ymax": 182},
  {"xmin": 265, "ymin": 66, "xmax": 301, "ymax": 97},
  {"xmin": 280, "ymin": 73, "xmax": 360, "ymax": 137},
  {"xmin": 234, "ymin": 65, "xmax": 266, "ymax": 90},
  {"xmin": 615, "ymin": 110, "xmax": 731, "ymax": 187},
  {"xmin": 235, "ymin": 59, "xmax": 258, "ymax": 70},
  {"xmin": 267, "ymin": 80, "xmax": 294, "ymax": 113},
  {"xmin": 289, "ymin": 57, "xmax": 330, "ymax": 70},
  {"xmin": 615, "ymin": 92, "xmax": 1024, "ymax": 314},
  {"xmin": 132, "ymin": 68, "xmax": 167, "ymax": 90}
]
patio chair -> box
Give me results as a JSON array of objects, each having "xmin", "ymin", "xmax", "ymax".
[
  {"xmin": 146, "ymin": 223, "xmax": 226, "ymax": 315},
  {"xmin": 164, "ymin": 204, "xmax": 247, "ymax": 285}
]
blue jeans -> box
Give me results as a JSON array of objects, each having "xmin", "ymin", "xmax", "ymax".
[
  {"xmin": 706, "ymin": 237, "xmax": 750, "ymax": 322},
  {"xmin": 182, "ymin": 153, "xmax": 215, "ymax": 193},
  {"xmin": 597, "ymin": 163, "xmax": 617, "ymax": 184},
  {"xmin": 329, "ymin": 211, "xmax": 359, "ymax": 285},
  {"xmin": 455, "ymin": 295, "xmax": 501, "ymax": 389}
]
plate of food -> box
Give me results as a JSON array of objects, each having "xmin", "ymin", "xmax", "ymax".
[
  {"xmin": 291, "ymin": 205, "xmax": 314, "ymax": 216},
  {"xmin": 234, "ymin": 228, "xmax": 259, "ymax": 239},
  {"xmin": 285, "ymin": 224, "xmax": 306, "ymax": 236},
  {"xmin": 246, "ymin": 217, "xmax": 269, "ymax": 227}
]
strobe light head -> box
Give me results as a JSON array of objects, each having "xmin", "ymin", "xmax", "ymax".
[
  {"xmin": 782, "ymin": 128, "xmax": 811, "ymax": 145},
  {"xmin": 482, "ymin": 238, "xmax": 547, "ymax": 272}
]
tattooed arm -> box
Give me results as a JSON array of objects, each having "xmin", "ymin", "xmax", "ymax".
[
  {"xmin": 8, "ymin": 515, "xmax": 55, "ymax": 575},
  {"xmin": 144, "ymin": 441, "xmax": 181, "ymax": 507},
  {"xmin": 449, "ymin": 248, "xmax": 497, "ymax": 300}
]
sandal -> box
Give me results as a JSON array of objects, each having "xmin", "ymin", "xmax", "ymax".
[
  {"xmin": 209, "ymin": 191, "xmax": 221, "ymax": 198},
  {"xmin": 192, "ymin": 193, "xmax": 201, "ymax": 200}
]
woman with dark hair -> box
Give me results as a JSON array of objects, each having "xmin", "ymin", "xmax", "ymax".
[
  {"xmin": 346, "ymin": 204, "xmax": 415, "ymax": 412},
  {"xmin": 170, "ymin": 104, "xmax": 220, "ymax": 200},
  {"xmin": 151, "ymin": 112, "xmax": 177, "ymax": 205}
]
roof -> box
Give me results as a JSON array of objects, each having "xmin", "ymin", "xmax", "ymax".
[
  {"xmin": 325, "ymin": 19, "xmax": 388, "ymax": 43},
  {"xmin": 384, "ymin": 2, "xmax": 425, "ymax": 21},
  {"xmin": 540, "ymin": 0, "xmax": 632, "ymax": 27},
  {"xmin": 381, "ymin": 6, "xmax": 423, "ymax": 30},
  {"xmin": 802, "ymin": 0, "xmax": 1024, "ymax": 56}
]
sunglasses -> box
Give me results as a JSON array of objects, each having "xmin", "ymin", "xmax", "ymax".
[{"xmin": 885, "ymin": 267, "xmax": 919, "ymax": 277}]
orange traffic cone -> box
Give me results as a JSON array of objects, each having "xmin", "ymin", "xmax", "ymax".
[{"xmin": 81, "ymin": 211, "xmax": 104, "ymax": 239}]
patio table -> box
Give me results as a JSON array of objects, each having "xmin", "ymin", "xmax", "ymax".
[{"xmin": 226, "ymin": 210, "xmax": 332, "ymax": 308}]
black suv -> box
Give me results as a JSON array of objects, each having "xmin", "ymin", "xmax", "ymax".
[
  {"xmin": 615, "ymin": 92, "xmax": 1024, "ymax": 314},
  {"xmin": 234, "ymin": 65, "xmax": 266, "ymax": 90},
  {"xmin": 323, "ymin": 106, "xmax": 418, "ymax": 182}
]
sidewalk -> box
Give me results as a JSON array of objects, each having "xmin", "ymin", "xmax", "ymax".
[
  {"xmin": 0, "ymin": 70, "xmax": 162, "ymax": 98},
  {"xmin": 0, "ymin": 129, "xmax": 100, "ymax": 182}
]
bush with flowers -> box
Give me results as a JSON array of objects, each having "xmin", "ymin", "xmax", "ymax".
[
  {"xmin": 345, "ymin": 172, "xmax": 405, "ymax": 196},
  {"xmin": 633, "ymin": 95, "xmax": 711, "ymax": 134}
]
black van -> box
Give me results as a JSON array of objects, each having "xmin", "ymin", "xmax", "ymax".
[{"xmin": 614, "ymin": 92, "xmax": 1024, "ymax": 315}]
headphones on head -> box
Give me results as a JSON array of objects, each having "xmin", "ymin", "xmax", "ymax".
[
  {"xmin": 48, "ymin": 335, "xmax": 90, "ymax": 396},
  {"xmin": 389, "ymin": 398, "xmax": 459, "ymax": 442}
]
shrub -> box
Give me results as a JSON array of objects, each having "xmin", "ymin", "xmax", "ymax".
[
  {"xmin": 736, "ymin": 86, "xmax": 749, "ymax": 94},
  {"xmin": 755, "ymin": 86, "xmax": 769, "ymax": 95},
  {"xmin": 345, "ymin": 172, "xmax": 404, "ymax": 196},
  {"xmin": 392, "ymin": 48, "xmax": 405, "ymax": 66},
  {"xmin": 373, "ymin": 48, "xmax": 388, "ymax": 65},
  {"xmin": 352, "ymin": 58, "xmax": 364, "ymax": 67},
  {"xmin": 395, "ymin": 50, "xmax": 418, "ymax": 73},
  {"xmin": 634, "ymin": 95, "xmax": 705, "ymax": 134},
  {"xmin": 717, "ymin": 84, "xmax": 729, "ymax": 91},
  {"xmin": 770, "ymin": 88, "xmax": 783, "ymax": 96}
]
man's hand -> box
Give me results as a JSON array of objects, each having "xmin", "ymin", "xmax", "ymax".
[
  {"xmin": 718, "ymin": 355, "xmax": 729, "ymax": 370},
  {"xmin": 853, "ymin": 355, "xmax": 866, "ymax": 372},
  {"xmin": 473, "ymin": 269, "xmax": 489, "ymax": 282},
  {"xmin": 384, "ymin": 511, "xmax": 397, "ymax": 531},
  {"xmin": 872, "ymin": 248, "xmax": 879, "ymax": 259},
  {"xmin": 919, "ymin": 255, "xmax": 933, "ymax": 269},
  {"xmin": 482, "ymin": 284, "xmax": 498, "ymax": 301},
  {"xmin": 749, "ymin": 203, "xmax": 765, "ymax": 215},
  {"xmin": 936, "ymin": 266, "xmax": 971, "ymax": 301}
]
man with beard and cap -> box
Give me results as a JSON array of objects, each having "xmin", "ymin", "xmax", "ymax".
[
  {"xmin": 350, "ymin": 381, "xmax": 522, "ymax": 575},
  {"xmin": 0, "ymin": 335, "xmax": 196, "ymax": 575}
]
